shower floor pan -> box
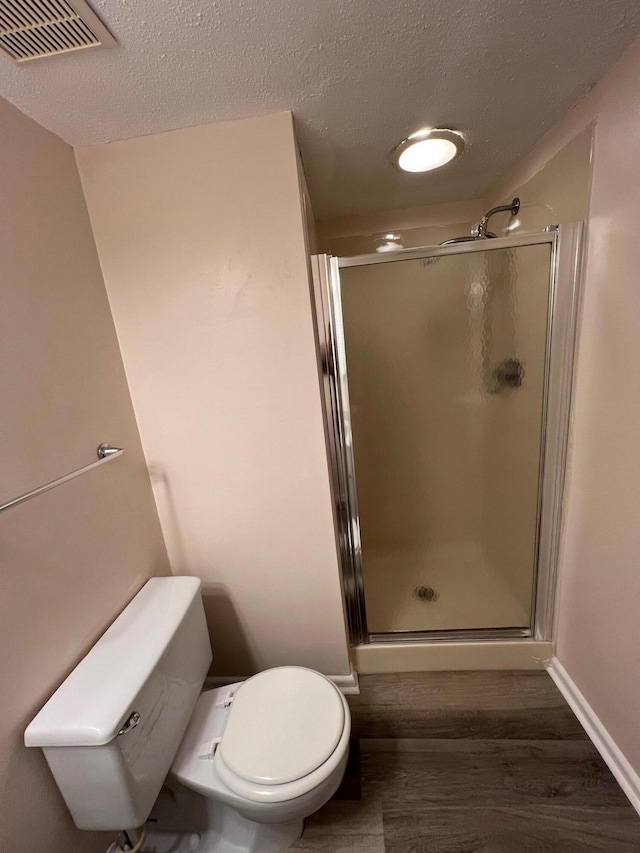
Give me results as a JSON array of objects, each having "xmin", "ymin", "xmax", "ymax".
[{"xmin": 361, "ymin": 541, "xmax": 531, "ymax": 635}]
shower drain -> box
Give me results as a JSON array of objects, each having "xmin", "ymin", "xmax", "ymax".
[{"xmin": 413, "ymin": 585, "xmax": 439, "ymax": 603}]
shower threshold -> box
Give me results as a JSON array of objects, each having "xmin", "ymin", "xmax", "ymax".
[
  {"xmin": 353, "ymin": 635, "xmax": 554, "ymax": 673},
  {"xmin": 368, "ymin": 626, "xmax": 532, "ymax": 644}
]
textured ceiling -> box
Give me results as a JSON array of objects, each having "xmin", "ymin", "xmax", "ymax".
[{"xmin": 1, "ymin": 0, "xmax": 639, "ymax": 219}]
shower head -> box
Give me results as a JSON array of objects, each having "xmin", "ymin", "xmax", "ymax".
[
  {"xmin": 441, "ymin": 198, "xmax": 520, "ymax": 245},
  {"xmin": 439, "ymin": 234, "xmax": 486, "ymax": 245}
]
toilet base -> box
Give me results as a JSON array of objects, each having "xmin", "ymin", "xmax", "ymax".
[
  {"xmin": 144, "ymin": 783, "xmax": 303, "ymax": 853},
  {"xmin": 144, "ymin": 816, "xmax": 302, "ymax": 853}
]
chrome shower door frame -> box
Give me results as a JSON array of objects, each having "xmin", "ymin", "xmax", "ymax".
[{"xmin": 311, "ymin": 223, "xmax": 583, "ymax": 646}]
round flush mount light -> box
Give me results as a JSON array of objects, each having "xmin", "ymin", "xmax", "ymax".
[{"xmin": 392, "ymin": 128, "xmax": 465, "ymax": 173}]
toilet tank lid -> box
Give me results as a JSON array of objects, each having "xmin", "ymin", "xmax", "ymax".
[{"xmin": 24, "ymin": 576, "xmax": 202, "ymax": 748}]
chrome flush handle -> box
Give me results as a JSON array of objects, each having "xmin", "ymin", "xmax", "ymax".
[{"xmin": 118, "ymin": 711, "xmax": 141, "ymax": 736}]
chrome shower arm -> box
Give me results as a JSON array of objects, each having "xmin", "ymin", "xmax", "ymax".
[{"xmin": 477, "ymin": 197, "xmax": 520, "ymax": 238}]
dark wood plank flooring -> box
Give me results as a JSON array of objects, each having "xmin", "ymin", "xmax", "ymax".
[{"xmin": 291, "ymin": 672, "xmax": 640, "ymax": 852}]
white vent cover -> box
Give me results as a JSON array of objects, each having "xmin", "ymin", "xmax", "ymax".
[{"xmin": 0, "ymin": 0, "xmax": 115, "ymax": 62}]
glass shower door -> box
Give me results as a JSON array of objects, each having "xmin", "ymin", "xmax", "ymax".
[{"xmin": 335, "ymin": 242, "xmax": 552, "ymax": 636}]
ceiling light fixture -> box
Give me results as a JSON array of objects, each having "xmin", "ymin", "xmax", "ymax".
[
  {"xmin": 376, "ymin": 232, "xmax": 405, "ymax": 253},
  {"xmin": 392, "ymin": 128, "xmax": 465, "ymax": 173}
]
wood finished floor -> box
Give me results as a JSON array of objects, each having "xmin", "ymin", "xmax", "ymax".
[{"xmin": 291, "ymin": 672, "xmax": 640, "ymax": 852}]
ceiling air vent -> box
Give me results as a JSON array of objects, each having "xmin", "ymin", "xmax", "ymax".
[{"xmin": 0, "ymin": 0, "xmax": 116, "ymax": 62}]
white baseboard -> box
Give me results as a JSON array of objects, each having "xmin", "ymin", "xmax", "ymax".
[
  {"xmin": 329, "ymin": 670, "xmax": 360, "ymax": 695},
  {"xmin": 204, "ymin": 669, "xmax": 360, "ymax": 696},
  {"xmin": 547, "ymin": 657, "xmax": 640, "ymax": 816}
]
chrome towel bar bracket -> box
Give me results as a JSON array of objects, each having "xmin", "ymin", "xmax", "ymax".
[{"xmin": 0, "ymin": 444, "xmax": 125, "ymax": 514}]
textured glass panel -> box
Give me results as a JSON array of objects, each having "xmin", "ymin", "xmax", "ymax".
[{"xmin": 340, "ymin": 244, "xmax": 551, "ymax": 633}]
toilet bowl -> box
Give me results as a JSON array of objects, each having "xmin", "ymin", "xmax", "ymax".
[{"xmin": 152, "ymin": 667, "xmax": 351, "ymax": 851}]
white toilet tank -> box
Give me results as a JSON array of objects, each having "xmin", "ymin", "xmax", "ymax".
[{"xmin": 24, "ymin": 576, "xmax": 212, "ymax": 831}]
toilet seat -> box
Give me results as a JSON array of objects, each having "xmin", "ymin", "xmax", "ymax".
[
  {"xmin": 215, "ymin": 667, "xmax": 349, "ymax": 802},
  {"xmin": 171, "ymin": 668, "xmax": 351, "ymax": 805},
  {"xmin": 220, "ymin": 667, "xmax": 345, "ymax": 784}
]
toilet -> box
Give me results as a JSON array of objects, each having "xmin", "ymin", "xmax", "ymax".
[{"xmin": 24, "ymin": 577, "xmax": 351, "ymax": 853}]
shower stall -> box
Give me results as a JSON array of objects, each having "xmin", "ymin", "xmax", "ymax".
[{"xmin": 312, "ymin": 224, "xmax": 582, "ymax": 652}]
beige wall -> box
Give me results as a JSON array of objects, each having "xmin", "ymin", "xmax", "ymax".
[
  {"xmin": 486, "ymin": 37, "xmax": 640, "ymax": 775},
  {"xmin": 484, "ymin": 124, "xmax": 594, "ymax": 235},
  {"xmin": 0, "ymin": 99, "xmax": 170, "ymax": 853},
  {"xmin": 76, "ymin": 113, "xmax": 351, "ymax": 678},
  {"xmin": 318, "ymin": 199, "xmax": 483, "ymax": 256},
  {"xmin": 555, "ymin": 38, "xmax": 640, "ymax": 775}
]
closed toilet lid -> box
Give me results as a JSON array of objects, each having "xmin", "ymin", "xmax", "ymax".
[{"xmin": 219, "ymin": 667, "xmax": 345, "ymax": 785}]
